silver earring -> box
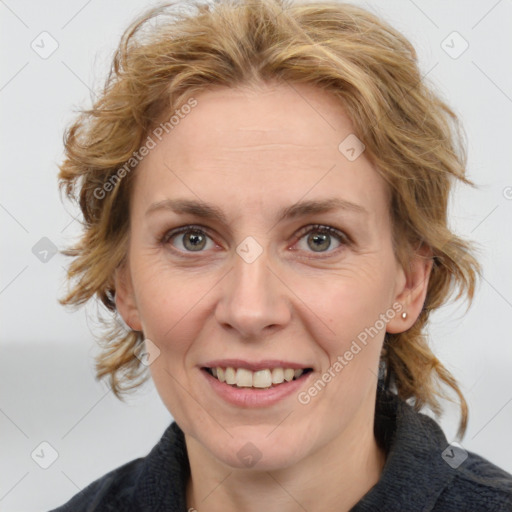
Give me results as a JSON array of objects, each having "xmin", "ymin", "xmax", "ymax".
[{"xmin": 401, "ymin": 311, "xmax": 407, "ymax": 320}]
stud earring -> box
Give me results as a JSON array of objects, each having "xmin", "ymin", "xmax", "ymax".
[{"xmin": 401, "ymin": 311, "xmax": 407, "ymax": 320}]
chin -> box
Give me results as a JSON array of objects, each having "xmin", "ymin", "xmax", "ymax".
[{"xmin": 207, "ymin": 430, "xmax": 307, "ymax": 471}]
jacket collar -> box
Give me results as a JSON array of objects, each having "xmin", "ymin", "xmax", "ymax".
[{"xmin": 351, "ymin": 384, "xmax": 455, "ymax": 510}]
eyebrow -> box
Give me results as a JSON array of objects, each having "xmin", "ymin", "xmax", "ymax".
[{"xmin": 146, "ymin": 197, "xmax": 368, "ymax": 224}]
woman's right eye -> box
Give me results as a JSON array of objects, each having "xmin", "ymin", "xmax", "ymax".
[{"xmin": 160, "ymin": 225, "xmax": 216, "ymax": 254}]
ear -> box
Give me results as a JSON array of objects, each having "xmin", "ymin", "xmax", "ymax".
[
  {"xmin": 114, "ymin": 261, "xmax": 143, "ymax": 332},
  {"xmin": 386, "ymin": 244, "xmax": 433, "ymax": 334}
]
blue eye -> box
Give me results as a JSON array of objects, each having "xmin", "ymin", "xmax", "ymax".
[{"xmin": 161, "ymin": 224, "xmax": 349, "ymax": 256}]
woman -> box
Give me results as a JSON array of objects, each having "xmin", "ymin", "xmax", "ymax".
[{"xmin": 50, "ymin": 0, "xmax": 512, "ymax": 510}]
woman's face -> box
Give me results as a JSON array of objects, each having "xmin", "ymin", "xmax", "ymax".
[{"xmin": 116, "ymin": 82, "xmax": 426, "ymax": 470}]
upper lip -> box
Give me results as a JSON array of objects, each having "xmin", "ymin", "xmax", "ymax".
[{"xmin": 202, "ymin": 359, "xmax": 313, "ymax": 371}]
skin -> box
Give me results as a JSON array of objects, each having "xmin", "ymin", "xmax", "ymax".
[{"xmin": 115, "ymin": 81, "xmax": 433, "ymax": 512}]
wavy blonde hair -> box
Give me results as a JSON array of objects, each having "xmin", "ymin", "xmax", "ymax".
[{"xmin": 59, "ymin": 0, "xmax": 480, "ymax": 438}]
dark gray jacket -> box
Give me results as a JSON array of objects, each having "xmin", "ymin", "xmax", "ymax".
[{"xmin": 49, "ymin": 386, "xmax": 512, "ymax": 511}]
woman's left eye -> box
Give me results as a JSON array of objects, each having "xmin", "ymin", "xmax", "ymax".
[
  {"xmin": 293, "ymin": 224, "xmax": 349, "ymax": 255},
  {"xmin": 160, "ymin": 224, "xmax": 349, "ymax": 256}
]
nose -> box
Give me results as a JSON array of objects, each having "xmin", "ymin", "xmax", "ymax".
[{"xmin": 215, "ymin": 245, "xmax": 291, "ymax": 340}]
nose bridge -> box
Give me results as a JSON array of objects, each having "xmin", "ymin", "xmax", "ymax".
[{"xmin": 216, "ymin": 236, "xmax": 289, "ymax": 338}]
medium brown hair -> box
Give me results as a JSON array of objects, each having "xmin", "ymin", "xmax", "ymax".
[{"xmin": 59, "ymin": 0, "xmax": 480, "ymax": 438}]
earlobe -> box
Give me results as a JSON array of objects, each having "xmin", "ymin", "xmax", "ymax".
[
  {"xmin": 114, "ymin": 263, "xmax": 142, "ymax": 332},
  {"xmin": 386, "ymin": 246, "xmax": 433, "ymax": 334}
]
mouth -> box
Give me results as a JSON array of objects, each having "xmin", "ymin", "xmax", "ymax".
[{"xmin": 202, "ymin": 366, "xmax": 313, "ymax": 389}]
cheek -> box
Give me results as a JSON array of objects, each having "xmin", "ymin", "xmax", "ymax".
[
  {"xmin": 132, "ymin": 262, "xmax": 218, "ymax": 356},
  {"xmin": 304, "ymin": 262, "xmax": 393, "ymax": 324},
  {"xmin": 298, "ymin": 263, "xmax": 394, "ymax": 366}
]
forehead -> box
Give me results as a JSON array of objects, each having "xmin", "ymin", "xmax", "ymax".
[
  {"xmin": 133, "ymin": 83, "xmax": 390, "ymax": 222},
  {"xmin": 163, "ymin": 82, "xmax": 357, "ymax": 160}
]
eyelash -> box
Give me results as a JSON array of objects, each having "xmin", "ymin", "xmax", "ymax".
[{"xmin": 159, "ymin": 224, "xmax": 351, "ymax": 258}]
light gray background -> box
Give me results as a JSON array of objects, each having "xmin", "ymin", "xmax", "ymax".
[{"xmin": 1, "ymin": 0, "xmax": 511, "ymax": 510}]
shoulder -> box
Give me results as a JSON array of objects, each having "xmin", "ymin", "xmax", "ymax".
[
  {"xmin": 48, "ymin": 456, "xmax": 146, "ymax": 511},
  {"xmin": 356, "ymin": 387, "xmax": 512, "ymax": 512},
  {"xmin": 433, "ymin": 450, "xmax": 512, "ymax": 511},
  {"xmin": 48, "ymin": 421, "xmax": 190, "ymax": 512}
]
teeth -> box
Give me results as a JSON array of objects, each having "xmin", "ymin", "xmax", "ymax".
[
  {"xmin": 284, "ymin": 368, "xmax": 295, "ymax": 382},
  {"xmin": 236, "ymin": 368, "xmax": 253, "ymax": 387},
  {"xmin": 209, "ymin": 366, "xmax": 307, "ymax": 388},
  {"xmin": 271, "ymin": 367, "xmax": 284, "ymax": 384},
  {"xmin": 225, "ymin": 367, "xmax": 236, "ymax": 385},
  {"xmin": 253, "ymin": 370, "xmax": 272, "ymax": 388}
]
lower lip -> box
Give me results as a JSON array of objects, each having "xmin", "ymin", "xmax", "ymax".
[{"xmin": 201, "ymin": 368, "xmax": 312, "ymax": 408}]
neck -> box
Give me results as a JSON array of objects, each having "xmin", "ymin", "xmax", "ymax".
[{"xmin": 185, "ymin": 391, "xmax": 386, "ymax": 512}]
